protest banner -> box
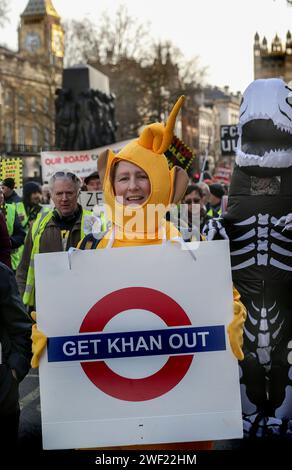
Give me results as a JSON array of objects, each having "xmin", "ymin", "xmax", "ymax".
[
  {"xmin": 220, "ymin": 125, "xmax": 239, "ymax": 156},
  {"xmin": 78, "ymin": 191, "xmax": 104, "ymax": 210},
  {"xmin": 41, "ymin": 140, "xmax": 132, "ymax": 182},
  {"xmin": 165, "ymin": 135, "xmax": 195, "ymax": 175}
]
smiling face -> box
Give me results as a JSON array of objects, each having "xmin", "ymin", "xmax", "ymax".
[{"xmin": 113, "ymin": 161, "xmax": 151, "ymax": 206}]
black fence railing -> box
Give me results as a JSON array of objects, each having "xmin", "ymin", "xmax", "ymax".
[{"xmin": 0, "ymin": 143, "xmax": 59, "ymax": 156}]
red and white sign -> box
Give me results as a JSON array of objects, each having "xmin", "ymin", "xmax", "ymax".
[
  {"xmin": 80, "ymin": 287, "xmax": 193, "ymax": 402},
  {"xmin": 213, "ymin": 166, "xmax": 232, "ymax": 184},
  {"xmin": 35, "ymin": 243, "xmax": 242, "ymax": 449}
]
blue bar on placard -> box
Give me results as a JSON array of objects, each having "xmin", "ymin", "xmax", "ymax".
[{"xmin": 47, "ymin": 325, "xmax": 226, "ymax": 363}]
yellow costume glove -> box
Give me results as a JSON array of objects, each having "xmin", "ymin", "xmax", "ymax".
[
  {"xmin": 31, "ymin": 311, "xmax": 47, "ymax": 368},
  {"xmin": 227, "ymin": 287, "xmax": 247, "ymax": 361}
]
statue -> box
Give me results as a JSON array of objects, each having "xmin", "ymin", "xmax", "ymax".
[
  {"xmin": 55, "ymin": 89, "xmax": 77, "ymax": 150},
  {"xmin": 55, "ymin": 87, "xmax": 118, "ymax": 150}
]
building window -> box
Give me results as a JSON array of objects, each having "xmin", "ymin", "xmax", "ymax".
[
  {"xmin": 4, "ymin": 89, "xmax": 13, "ymax": 107},
  {"xmin": 19, "ymin": 125, "xmax": 26, "ymax": 151},
  {"xmin": 44, "ymin": 97, "xmax": 49, "ymax": 113},
  {"xmin": 32, "ymin": 127, "xmax": 38, "ymax": 151},
  {"xmin": 43, "ymin": 128, "xmax": 50, "ymax": 149},
  {"xmin": 5, "ymin": 123, "xmax": 12, "ymax": 152},
  {"xmin": 31, "ymin": 96, "xmax": 37, "ymax": 112},
  {"xmin": 18, "ymin": 95, "xmax": 25, "ymax": 112}
]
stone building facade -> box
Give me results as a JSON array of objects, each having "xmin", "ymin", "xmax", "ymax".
[
  {"xmin": 181, "ymin": 86, "xmax": 241, "ymax": 172},
  {"xmin": 254, "ymin": 31, "xmax": 292, "ymax": 84}
]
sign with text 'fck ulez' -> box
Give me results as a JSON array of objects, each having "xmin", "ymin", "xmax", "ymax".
[{"xmin": 35, "ymin": 241, "xmax": 242, "ymax": 450}]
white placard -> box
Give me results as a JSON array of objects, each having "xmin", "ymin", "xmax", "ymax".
[
  {"xmin": 35, "ymin": 241, "xmax": 242, "ymax": 449},
  {"xmin": 41, "ymin": 140, "xmax": 132, "ymax": 183},
  {"xmin": 78, "ymin": 191, "xmax": 104, "ymax": 210},
  {"xmin": 41, "ymin": 148, "xmax": 99, "ymax": 182}
]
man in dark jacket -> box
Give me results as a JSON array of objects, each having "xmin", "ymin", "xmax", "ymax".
[
  {"xmin": 0, "ymin": 186, "xmax": 26, "ymax": 270},
  {"xmin": 0, "ymin": 262, "xmax": 32, "ymax": 447},
  {"xmin": 0, "ymin": 211, "xmax": 11, "ymax": 268}
]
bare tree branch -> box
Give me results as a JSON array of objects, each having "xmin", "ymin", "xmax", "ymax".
[
  {"xmin": 64, "ymin": 5, "xmax": 150, "ymax": 66},
  {"xmin": 63, "ymin": 19, "xmax": 101, "ymax": 67},
  {"xmin": 63, "ymin": 6, "xmax": 206, "ymax": 141}
]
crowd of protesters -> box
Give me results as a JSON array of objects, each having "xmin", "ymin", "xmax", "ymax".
[{"xmin": 0, "ymin": 159, "xmax": 231, "ymax": 450}]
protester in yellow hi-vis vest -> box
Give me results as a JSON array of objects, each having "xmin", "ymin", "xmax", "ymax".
[
  {"xmin": 0, "ymin": 176, "xmax": 43, "ymax": 228},
  {"xmin": 206, "ymin": 183, "xmax": 225, "ymax": 218},
  {"xmin": 21, "ymin": 182, "xmax": 44, "ymax": 229},
  {"xmin": 12, "ymin": 182, "xmax": 44, "ymax": 234},
  {"xmin": 16, "ymin": 170, "xmax": 106, "ymax": 310},
  {"xmin": 0, "ymin": 186, "xmax": 26, "ymax": 271}
]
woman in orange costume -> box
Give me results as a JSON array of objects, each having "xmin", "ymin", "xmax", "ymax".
[
  {"xmin": 78, "ymin": 96, "xmax": 244, "ymax": 450},
  {"xmin": 80, "ymin": 96, "xmax": 188, "ymax": 250},
  {"xmin": 32, "ymin": 96, "xmax": 246, "ymax": 451}
]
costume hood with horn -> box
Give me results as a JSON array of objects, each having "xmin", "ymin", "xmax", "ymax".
[
  {"xmin": 78, "ymin": 97, "xmax": 215, "ymax": 450},
  {"xmin": 87, "ymin": 96, "xmax": 189, "ymax": 248}
]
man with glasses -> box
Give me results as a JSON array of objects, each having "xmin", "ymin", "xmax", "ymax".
[{"xmin": 16, "ymin": 171, "xmax": 94, "ymax": 310}]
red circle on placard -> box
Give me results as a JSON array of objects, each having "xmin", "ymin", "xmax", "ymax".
[{"xmin": 80, "ymin": 287, "xmax": 193, "ymax": 401}]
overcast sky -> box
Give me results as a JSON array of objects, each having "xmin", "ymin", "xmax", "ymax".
[{"xmin": 1, "ymin": 0, "xmax": 292, "ymax": 93}]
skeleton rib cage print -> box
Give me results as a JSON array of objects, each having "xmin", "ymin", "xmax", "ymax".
[{"xmin": 221, "ymin": 79, "xmax": 292, "ymax": 438}]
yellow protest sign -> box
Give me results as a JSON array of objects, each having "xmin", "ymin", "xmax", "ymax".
[{"xmin": 0, "ymin": 157, "xmax": 23, "ymax": 188}]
